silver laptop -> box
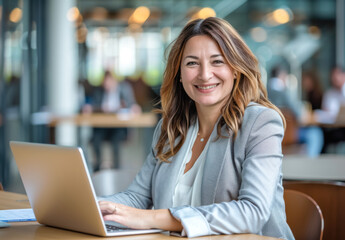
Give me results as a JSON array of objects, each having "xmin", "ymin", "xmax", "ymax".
[{"xmin": 9, "ymin": 141, "xmax": 163, "ymax": 237}]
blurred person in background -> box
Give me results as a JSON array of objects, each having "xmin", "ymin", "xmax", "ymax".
[
  {"xmin": 82, "ymin": 70, "xmax": 141, "ymax": 171},
  {"xmin": 5, "ymin": 76, "xmax": 20, "ymax": 111},
  {"xmin": 302, "ymin": 70, "xmax": 324, "ymax": 111},
  {"xmin": 98, "ymin": 17, "xmax": 294, "ymax": 239},
  {"xmin": 125, "ymin": 75, "xmax": 160, "ymax": 112},
  {"xmin": 267, "ymin": 66, "xmax": 302, "ymax": 117},
  {"xmin": 315, "ymin": 66, "xmax": 345, "ymax": 122},
  {"xmin": 267, "ymin": 65, "xmax": 324, "ymax": 157},
  {"xmin": 314, "ymin": 66, "xmax": 345, "ymax": 153}
]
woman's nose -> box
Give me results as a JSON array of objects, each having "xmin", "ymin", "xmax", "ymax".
[{"xmin": 198, "ymin": 64, "xmax": 213, "ymax": 81}]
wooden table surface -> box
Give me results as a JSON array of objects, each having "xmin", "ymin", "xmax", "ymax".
[
  {"xmin": 0, "ymin": 191, "xmax": 280, "ymax": 240},
  {"xmin": 49, "ymin": 112, "xmax": 158, "ymax": 128}
]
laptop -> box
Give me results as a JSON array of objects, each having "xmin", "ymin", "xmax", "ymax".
[{"xmin": 9, "ymin": 141, "xmax": 163, "ymax": 237}]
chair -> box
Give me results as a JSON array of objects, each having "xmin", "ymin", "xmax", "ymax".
[
  {"xmin": 280, "ymin": 108, "xmax": 306, "ymax": 155},
  {"xmin": 281, "ymin": 108, "xmax": 299, "ymax": 146},
  {"xmin": 284, "ymin": 189, "xmax": 323, "ymax": 240},
  {"xmin": 284, "ymin": 181, "xmax": 345, "ymax": 240},
  {"xmin": 0, "ymin": 182, "xmax": 3, "ymax": 191}
]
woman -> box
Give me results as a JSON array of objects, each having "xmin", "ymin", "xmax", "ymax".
[{"xmin": 99, "ymin": 17, "xmax": 294, "ymax": 240}]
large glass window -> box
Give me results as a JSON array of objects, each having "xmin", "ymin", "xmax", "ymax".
[
  {"xmin": 0, "ymin": 0, "xmax": 343, "ymax": 193},
  {"xmin": 0, "ymin": 0, "xmax": 46, "ymax": 190}
]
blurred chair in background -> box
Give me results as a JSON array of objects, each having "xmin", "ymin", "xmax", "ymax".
[
  {"xmin": 284, "ymin": 189, "xmax": 323, "ymax": 240},
  {"xmin": 126, "ymin": 75, "xmax": 160, "ymax": 112},
  {"xmin": 284, "ymin": 181, "xmax": 345, "ymax": 240},
  {"xmin": 280, "ymin": 108, "xmax": 299, "ymax": 148}
]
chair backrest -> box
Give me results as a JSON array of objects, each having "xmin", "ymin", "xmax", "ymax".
[
  {"xmin": 284, "ymin": 181, "xmax": 345, "ymax": 240},
  {"xmin": 284, "ymin": 189, "xmax": 324, "ymax": 240},
  {"xmin": 280, "ymin": 108, "xmax": 299, "ymax": 146}
]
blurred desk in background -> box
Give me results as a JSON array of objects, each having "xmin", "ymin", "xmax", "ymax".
[
  {"xmin": 282, "ymin": 154, "xmax": 345, "ymax": 181},
  {"xmin": 48, "ymin": 112, "xmax": 159, "ymax": 171},
  {"xmin": 48, "ymin": 112, "xmax": 159, "ymax": 144},
  {"xmin": 302, "ymin": 120, "xmax": 345, "ymax": 128},
  {"xmin": 49, "ymin": 112, "xmax": 158, "ymax": 128}
]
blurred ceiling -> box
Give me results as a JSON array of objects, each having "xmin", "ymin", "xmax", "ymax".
[
  {"xmin": 76, "ymin": 0, "xmax": 336, "ymax": 30},
  {"xmin": 75, "ymin": 0, "xmax": 337, "ymax": 69},
  {"xmin": 76, "ymin": 0, "xmax": 247, "ymax": 29}
]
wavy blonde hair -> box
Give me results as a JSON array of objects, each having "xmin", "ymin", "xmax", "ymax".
[{"xmin": 156, "ymin": 17, "xmax": 285, "ymax": 162}]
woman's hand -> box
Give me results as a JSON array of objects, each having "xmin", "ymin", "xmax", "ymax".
[
  {"xmin": 98, "ymin": 201, "xmax": 182, "ymax": 231},
  {"xmin": 99, "ymin": 201, "xmax": 152, "ymax": 229}
]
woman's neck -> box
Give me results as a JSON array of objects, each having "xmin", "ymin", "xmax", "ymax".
[{"xmin": 196, "ymin": 106, "xmax": 221, "ymax": 137}]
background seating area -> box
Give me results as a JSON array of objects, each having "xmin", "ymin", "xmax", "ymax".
[
  {"xmin": 284, "ymin": 189, "xmax": 323, "ymax": 240},
  {"xmin": 284, "ymin": 181, "xmax": 345, "ymax": 240}
]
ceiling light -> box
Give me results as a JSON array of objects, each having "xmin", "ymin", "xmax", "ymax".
[
  {"xmin": 9, "ymin": 8, "xmax": 22, "ymax": 23},
  {"xmin": 67, "ymin": 7, "xmax": 80, "ymax": 22},
  {"xmin": 129, "ymin": 6, "xmax": 150, "ymax": 24}
]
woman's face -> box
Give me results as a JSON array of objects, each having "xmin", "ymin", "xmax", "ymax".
[{"xmin": 180, "ymin": 35, "xmax": 235, "ymax": 113}]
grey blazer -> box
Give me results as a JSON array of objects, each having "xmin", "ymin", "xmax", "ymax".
[{"xmin": 101, "ymin": 103, "xmax": 294, "ymax": 240}]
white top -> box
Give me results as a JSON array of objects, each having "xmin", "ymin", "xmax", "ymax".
[
  {"xmin": 315, "ymin": 84, "xmax": 345, "ymax": 123},
  {"xmin": 101, "ymin": 90, "xmax": 121, "ymax": 113},
  {"xmin": 173, "ymin": 121, "xmax": 210, "ymax": 207}
]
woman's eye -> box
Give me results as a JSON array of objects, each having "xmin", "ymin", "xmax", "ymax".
[
  {"xmin": 186, "ymin": 61, "xmax": 198, "ymax": 66},
  {"xmin": 213, "ymin": 60, "xmax": 224, "ymax": 64}
]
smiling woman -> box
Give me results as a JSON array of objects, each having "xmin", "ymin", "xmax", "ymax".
[
  {"xmin": 180, "ymin": 35, "xmax": 235, "ymax": 117},
  {"xmin": 157, "ymin": 17, "xmax": 285, "ymax": 162},
  {"xmin": 98, "ymin": 17, "xmax": 294, "ymax": 240}
]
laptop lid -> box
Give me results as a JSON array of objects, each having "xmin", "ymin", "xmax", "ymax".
[
  {"xmin": 10, "ymin": 141, "xmax": 109, "ymax": 236},
  {"xmin": 9, "ymin": 141, "xmax": 162, "ymax": 237}
]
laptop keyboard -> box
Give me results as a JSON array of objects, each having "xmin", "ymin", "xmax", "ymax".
[{"xmin": 106, "ymin": 224, "xmax": 131, "ymax": 232}]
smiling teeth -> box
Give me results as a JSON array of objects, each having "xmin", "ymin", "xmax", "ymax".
[{"xmin": 197, "ymin": 84, "xmax": 217, "ymax": 90}]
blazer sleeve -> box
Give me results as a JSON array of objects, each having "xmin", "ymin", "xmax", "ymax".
[
  {"xmin": 169, "ymin": 108, "xmax": 284, "ymax": 237},
  {"xmin": 98, "ymin": 120, "xmax": 162, "ymax": 209}
]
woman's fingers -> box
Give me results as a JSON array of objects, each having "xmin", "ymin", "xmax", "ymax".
[
  {"xmin": 98, "ymin": 201, "xmax": 150, "ymax": 229},
  {"xmin": 99, "ymin": 201, "xmax": 119, "ymax": 215}
]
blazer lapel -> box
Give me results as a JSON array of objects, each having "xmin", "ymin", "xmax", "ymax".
[
  {"xmin": 201, "ymin": 124, "xmax": 231, "ymax": 205},
  {"xmin": 154, "ymin": 124, "xmax": 196, "ymax": 208}
]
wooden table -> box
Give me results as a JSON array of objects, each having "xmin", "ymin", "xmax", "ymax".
[
  {"xmin": 49, "ymin": 112, "xmax": 158, "ymax": 128},
  {"xmin": 0, "ymin": 191, "xmax": 280, "ymax": 240},
  {"xmin": 48, "ymin": 112, "xmax": 158, "ymax": 145}
]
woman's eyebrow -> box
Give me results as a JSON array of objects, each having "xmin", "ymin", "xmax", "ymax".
[
  {"xmin": 184, "ymin": 54, "xmax": 223, "ymax": 60},
  {"xmin": 184, "ymin": 55, "xmax": 198, "ymax": 60},
  {"xmin": 210, "ymin": 54, "xmax": 223, "ymax": 58}
]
